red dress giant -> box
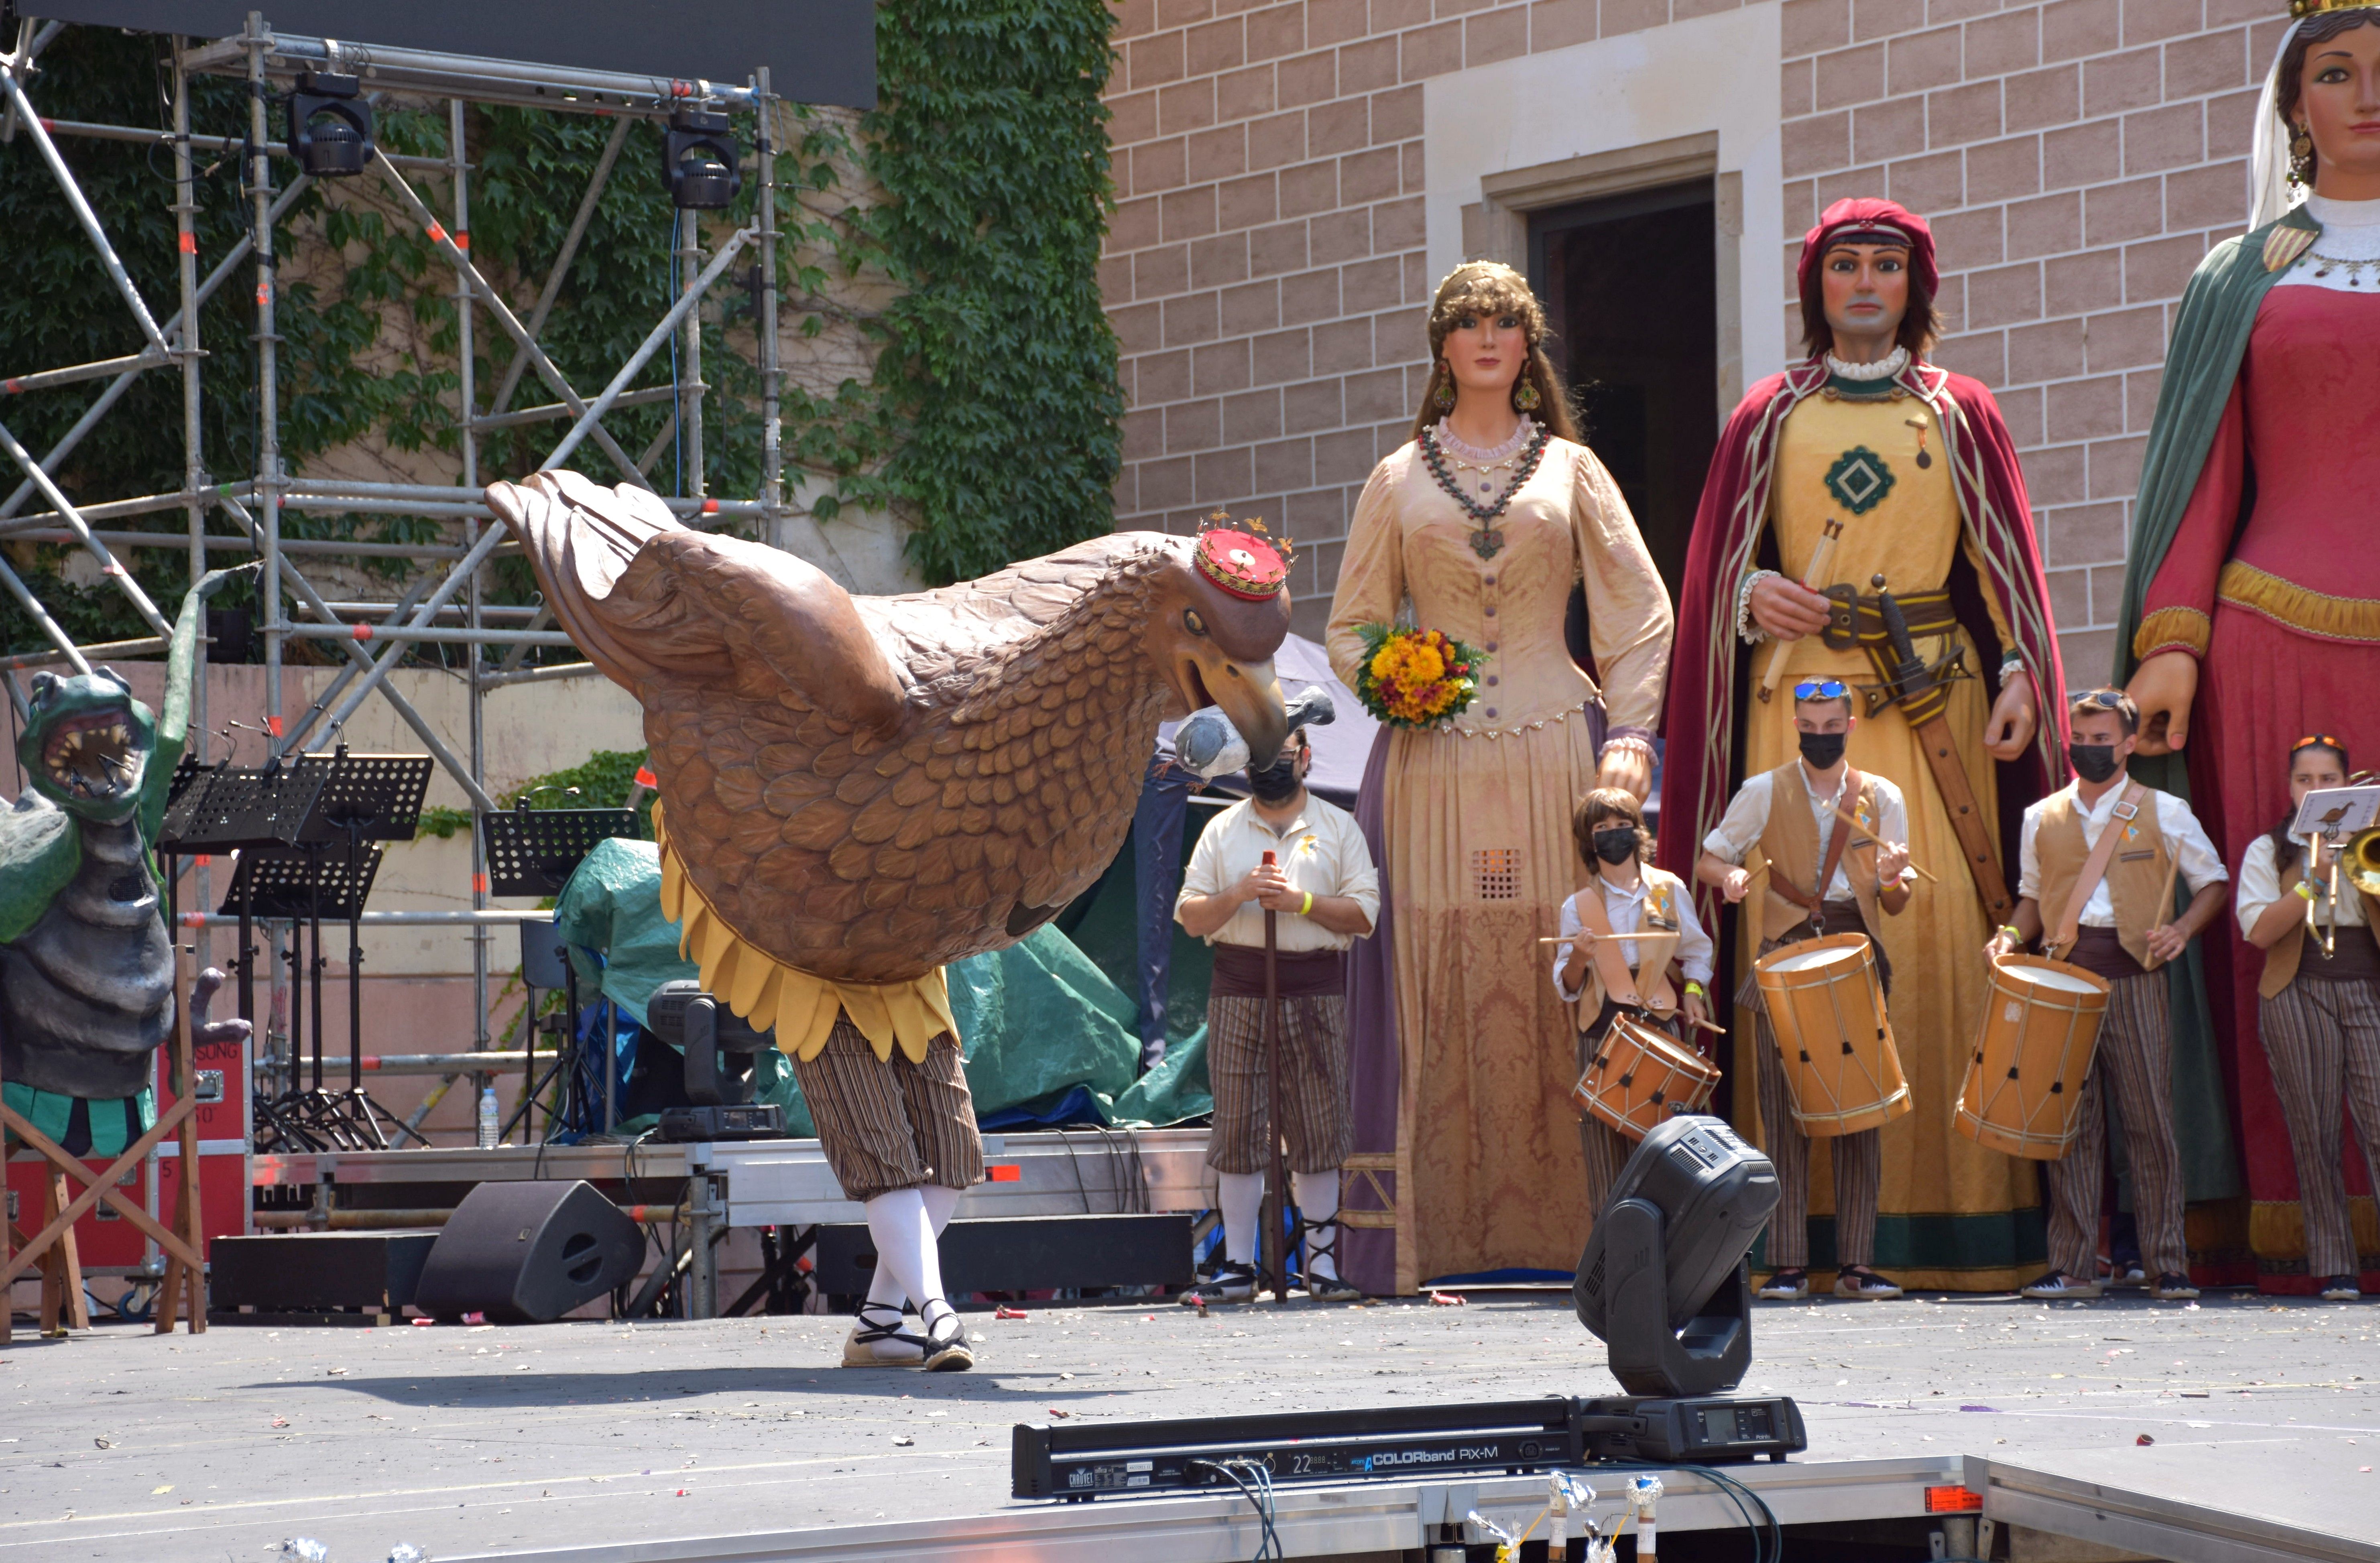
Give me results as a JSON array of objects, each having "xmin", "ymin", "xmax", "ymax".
[{"xmin": 2139, "ymin": 275, "xmax": 2380, "ymax": 1287}]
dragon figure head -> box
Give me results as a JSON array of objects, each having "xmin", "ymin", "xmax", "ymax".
[{"xmin": 16, "ymin": 667, "xmax": 156, "ymax": 823}]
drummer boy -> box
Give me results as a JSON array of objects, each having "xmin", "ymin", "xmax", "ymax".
[
  {"xmin": 1696, "ymin": 678, "xmax": 1914, "ymax": 1302},
  {"xmin": 1986, "ymin": 687, "xmax": 2227, "ymax": 1303},
  {"xmin": 1554, "ymin": 787, "xmax": 1716, "ymax": 1219}
]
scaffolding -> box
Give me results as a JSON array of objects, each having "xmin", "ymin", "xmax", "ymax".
[{"xmin": 0, "ymin": 11, "xmax": 799, "ymax": 1146}]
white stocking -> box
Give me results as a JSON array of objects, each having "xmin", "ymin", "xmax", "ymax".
[
  {"xmin": 1217, "ymin": 1169, "xmax": 1265, "ymax": 1264},
  {"xmin": 863, "ymin": 1188, "xmax": 946, "ymax": 1311},
  {"xmin": 1293, "ymin": 1169, "xmax": 1341, "ymax": 1280},
  {"xmin": 921, "ymin": 1183, "xmax": 963, "ymax": 1234}
]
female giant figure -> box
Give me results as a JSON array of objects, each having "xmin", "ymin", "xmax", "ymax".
[
  {"xmin": 1326, "ymin": 262, "xmax": 1673, "ymax": 1293},
  {"xmin": 2119, "ymin": 0, "xmax": 2380, "ymax": 1293}
]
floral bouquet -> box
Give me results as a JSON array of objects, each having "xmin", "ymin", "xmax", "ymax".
[{"xmin": 1352, "ymin": 623, "xmax": 1486, "ymax": 729}]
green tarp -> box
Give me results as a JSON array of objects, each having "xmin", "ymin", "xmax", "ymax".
[{"xmin": 549, "ymin": 839, "xmax": 1209, "ymax": 1129}]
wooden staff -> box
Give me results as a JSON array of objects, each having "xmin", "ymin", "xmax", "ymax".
[
  {"xmin": 1757, "ymin": 516, "xmax": 1845, "ymax": 702},
  {"xmin": 1260, "ymin": 850, "xmax": 1289, "ymax": 1305},
  {"xmin": 1828, "ymin": 805, "xmax": 1940, "ymax": 884}
]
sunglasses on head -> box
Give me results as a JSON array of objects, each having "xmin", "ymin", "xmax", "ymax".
[
  {"xmin": 1793, "ymin": 679, "xmax": 1850, "ymax": 701},
  {"xmin": 2293, "ymin": 734, "xmax": 2345, "ymax": 754},
  {"xmin": 2071, "ymin": 689, "xmax": 2128, "ymax": 710}
]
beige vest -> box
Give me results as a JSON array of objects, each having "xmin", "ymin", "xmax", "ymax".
[
  {"xmin": 1571, "ymin": 866, "xmax": 1688, "ymax": 1021},
  {"xmin": 2034, "ymin": 783, "xmax": 2170, "ymax": 971},
  {"xmin": 1755, "ymin": 762, "xmax": 1886, "ymax": 945},
  {"xmin": 2258, "ymin": 874, "xmax": 2380, "ymax": 998}
]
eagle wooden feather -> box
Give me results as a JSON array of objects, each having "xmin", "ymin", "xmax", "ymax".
[{"xmin": 487, "ymin": 471, "xmax": 1292, "ymax": 986}]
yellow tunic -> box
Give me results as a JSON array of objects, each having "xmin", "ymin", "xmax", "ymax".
[
  {"xmin": 1328, "ymin": 436, "xmax": 1673, "ymax": 1292},
  {"xmin": 1740, "ymin": 387, "xmax": 2040, "ymax": 1291}
]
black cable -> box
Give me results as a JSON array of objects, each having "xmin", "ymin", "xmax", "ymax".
[{"xmin": 1187, "ymin": 1458, "xmax": 1283, "ymax": 1562}]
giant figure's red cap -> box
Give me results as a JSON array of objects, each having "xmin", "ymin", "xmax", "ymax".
[
  {"xmin": 1194, "ymin": 512, "xmax": 1292, "ymax": 600},
  {"xmin": 1798, "ymin": 197, "xmax": 1938, "ymax": 300}
]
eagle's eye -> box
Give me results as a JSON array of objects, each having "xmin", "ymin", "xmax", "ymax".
[{"xmin": 1183, "ymin": 609, "xmax": 1208, "ymax": 636}]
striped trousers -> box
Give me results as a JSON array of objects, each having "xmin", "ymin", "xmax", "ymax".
[
  {"xmin": 787, "ymin": 1018, "xmax": 985, "ymax": 1202},
  {"xmin": 1204, "ymin": 994, "xmax": 1353, "ymax": 1175},
  {"xmin": 2258, "ymin": 976, "xmax": 2380, "ymax": 1279},
  {"xmin": 2046, "ymin": 972, "xmax": 2187, "ymax": 1280}
]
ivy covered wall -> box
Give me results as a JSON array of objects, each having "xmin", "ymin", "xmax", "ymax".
[{"xmin": 0, "ymin": 0, "xmax": 1120, "ymax": 663}]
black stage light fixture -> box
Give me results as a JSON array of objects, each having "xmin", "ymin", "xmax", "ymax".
[
  {"xmin": 645, "ymin": 980, "xmax": 785, "ymax": 1142},
  {"xmin": 287, "ymin": 71, "xmax": 372, "ymax": 177},
  {"xmin": 1575, "ymin": 1114, "xmax": 1778, "ymax": 1396},
  {"xmin": 665, "ymin": 109, "xmax": 742, "ymax": 210}
]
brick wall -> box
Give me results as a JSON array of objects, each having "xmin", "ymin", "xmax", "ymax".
[
  {"xmin": 1103, "ymin": 0, "xmax": 2272, "ymax": 671},
  {"xmin": 1101, "ymin": 0, "xmax": 1757, "ymax": 639},
  {"xmin": 1780, "ymin": 0, "xmax": 2278, "ymax": 680}
]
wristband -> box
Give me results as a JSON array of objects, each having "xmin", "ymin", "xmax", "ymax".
[
  {"xmin": 2295, "ymin": 881, "xmax": 2316, "ymax": 901},
  {"xmin": 1300, "ymin": 890, "xmax": 1314, "ymax": 916},
  {"xmin": 1684, "ymin": 980, "xmax": 1705, "ymax": 997},
  {"xmin": 1998, "ymin": 925, "xmax": 2022, "ymax": 941}
]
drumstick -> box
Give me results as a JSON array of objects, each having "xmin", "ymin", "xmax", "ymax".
[
  {"xmin": 1680, "ymin": 1013, "xmax": 1728, "ymax": 1036},
  {"xmin": 1829, "ymin": 806, "xmax": 1941, "ymax": 884},
  {"xmin": 2156, "ymin": 852, "xmax": 2183, "ymax": 925},
  {"xmin": 1758, "ymin": 517, "xmax": 1845, "ymax": 702},
  {"xmin": 1538, "ymin": 932, "xmax": 1683, "ymax": 946}
]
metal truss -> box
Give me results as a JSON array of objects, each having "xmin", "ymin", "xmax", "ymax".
[{"xmin": 0, "ymin": 11, "xmax": 791, "ymax": 1110}]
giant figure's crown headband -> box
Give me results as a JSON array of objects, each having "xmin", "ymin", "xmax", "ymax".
[
  {"xmin": 1194, "ymin": 510, "xmax": 1294, "ymax": 600},
  {"xmin": 2291, "ymin": 0, "xmax": 2380, "ymax": 18}
]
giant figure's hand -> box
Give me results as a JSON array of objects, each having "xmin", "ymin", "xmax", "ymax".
[
  {"xmin": 1749, "ymin": 575, "xmax": 1831, "ymax": 641},
  {"xmin": 2126, "ymin": 651, "xmax": 2199, "ymax": 757},
  {"xmin": 1983, "ymin": 669, "xmax": 2038, "ymax": 762},
  {"xmin": 188, "ymin": 967, "xmax": 252, "ymax": 1049},
  {"xmin": 1597, "ymin": 744, "xmax": 1652, "ymax": 803}
]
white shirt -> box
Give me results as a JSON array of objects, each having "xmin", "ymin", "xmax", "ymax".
[
  {"xmin": 2016, "ymin": 780, "xmax": 2227, "ymax": 927},
  {"xmin": 1552, "ymin": 870, "xmax": 1715, "ymax": 1004},
  {"xmin": 2280, "ymin": 193, "xmax": 2380, "ymax": 293},
  {"xmin": 1176, "ymin": 792, "xmax": 1381, "ymax": 952},
  {"xmin": 1701, "ymin": 762, "xmax": 1915, "ymax": 902},
  {"xmin": 2236, "ymin": 831, "xmax": 2368, "ymax": 939}
]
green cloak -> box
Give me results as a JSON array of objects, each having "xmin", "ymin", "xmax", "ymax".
[{"xmin": 2104, "ymin": 207, "xmax": 2320, "ymax": 1210}]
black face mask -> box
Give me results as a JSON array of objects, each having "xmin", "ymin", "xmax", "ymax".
[
  {"xmin": 1248, "ymin": 750, "xmax": 1304, "ymax": 804},
  {"xmin": 1798, "ymin": 730, "xmax": 1847, "ymax": 770},
  {"xmin": 1591, "ymin": 827, "xmax": 1640, "ymax": 867},
  {"xmin": 2068, "ymin": 743, "xmax": 2122, "ymax": 784}
]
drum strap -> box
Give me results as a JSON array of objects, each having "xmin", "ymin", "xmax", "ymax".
[
  {"xmin": 1770, "ymin": 768, "xmax": 1865, "ymax": 921},
  {"xmin": 2048, "ymin": 781, "xmax": 2146, "ymax": 960},
  {"xmin": 1570, "ymin": 883, "xmax": 1675, "ymax": 1014}
]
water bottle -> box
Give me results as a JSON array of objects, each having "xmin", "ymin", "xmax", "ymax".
[{"xmin": 476, "ymin": 1086, "xmax": 500, "ymax": 1148}]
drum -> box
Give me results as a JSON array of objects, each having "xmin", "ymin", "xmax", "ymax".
[
  {"xmin": 1956, "ymin": 955, "xmax": 2108, "ymax": 1159},
  {"xmin": 1572, "ymin": 1014, "xmax": 1720, "ymax": 1141},
  {"xmin": 1751, "ymin": 932, "xmax": 1912, "ymax": 1138}
]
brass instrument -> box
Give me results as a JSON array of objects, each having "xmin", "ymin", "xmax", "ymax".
[{"xmin": 2310, "ymin": 824, "xmax": 2380, "ymax": 957}]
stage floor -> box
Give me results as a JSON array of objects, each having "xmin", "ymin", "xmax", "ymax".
[{"xmin": 1, "ymin": 1288, "xmax": 2372, "ymax": 1561}]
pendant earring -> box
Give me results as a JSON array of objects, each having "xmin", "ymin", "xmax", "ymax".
[
  {"xmin": 1434, "ymin": 372, "xmax": 1456, "ymax": 413},
  {"xmin": 2291, "ymin": 128, "xmax": 2315, "ymax": 187},
  {"xmin": 1511, "ymin": 377, "xmax": 1542, "ymax": 413}
]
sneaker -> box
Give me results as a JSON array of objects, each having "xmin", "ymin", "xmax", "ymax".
[
  {"xmin": 1757, "ymin": 1268, "xmax": 1810, "ymax": 1301},
  {"xmin": 2150, "ymin": 1272, "xmax": 2201, "ymax": 1302},
  {"xmin": 1182, "ymin": 1260, "xmax": 1257, "ymax": 1305},
  {"xmin": 919, "ymin": 1299, "xmax": 974, "ymax": 1372},
  {"xmin": 1834, "ymin": 1266, "xmax": 1904, "ymax": 1301},
  {"xmin": 841, "ymin": 1302, "xmax": 926, "ymax": 1367},
  {"xmin": 2319, "ymin": 1275, "xmax": 2362, "ymax": 1301},
  {"xmin": 2020, "ymin": 1270, "xmax": 2104, "ymax": 1300},
  {"xmin": 1303, "ymin": 1272, "xmax": 1363, "ymax": 1303}
]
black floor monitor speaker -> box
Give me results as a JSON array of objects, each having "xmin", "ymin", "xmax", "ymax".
[{"xmin": 413, "ymin": 1181, "xmax": 646, "ymax": 1323}]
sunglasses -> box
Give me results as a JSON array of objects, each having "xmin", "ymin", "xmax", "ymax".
[
  {"xmin": 1793, "ymin": 679, "xmax": 1851, "ymax": 701},
  {"xmin": 2070, "ymin": 689, "xmax": 2128, "ymax": 710},
  {"xmin": 2293, "ymin": 734, "xmax": 2345, "ymax": 754}
]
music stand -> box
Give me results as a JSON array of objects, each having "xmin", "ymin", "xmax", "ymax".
[
  {"xmin": 481, "ymin": 805, "xmax": 640, "ymax": 1140},
  {"xmin": 223, "ymin": 845, "xmax": 387, "ymax": 1150},
  {"xmin": 158, "ymin": 754, "xmax": 334, "ymax": 1146}
]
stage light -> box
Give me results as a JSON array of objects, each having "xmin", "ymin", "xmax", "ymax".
[
  {"xmin": 286, "ymin": 72, "xmax": 373, "ymax": 177},
  {"xmin": 664, "ymin": 109, "xmax": 742, "ymax": 210},
  {"xmin": 1574, "ymin": 1114, "xmax": 1780, "ymax": 1397}
]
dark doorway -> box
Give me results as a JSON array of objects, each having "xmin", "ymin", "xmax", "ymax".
[{"xmin": 1530, "ymin": 181, "xmax": 1719, "ymax": 606}]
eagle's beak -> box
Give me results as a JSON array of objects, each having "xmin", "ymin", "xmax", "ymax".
[{"xmin": 1184, "ymin": 650, "xmax": 1289, "ymax": 769}]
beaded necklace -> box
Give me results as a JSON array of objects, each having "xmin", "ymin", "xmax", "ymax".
[{"xmin": 1420, "ymin": 421, "xmax": 1550, "ymax": 560}]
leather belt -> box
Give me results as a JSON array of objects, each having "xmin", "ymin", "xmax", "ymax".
[{"xmin": 1819, "ymin": 586, "xmax": 1957, "ymax": 651}]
